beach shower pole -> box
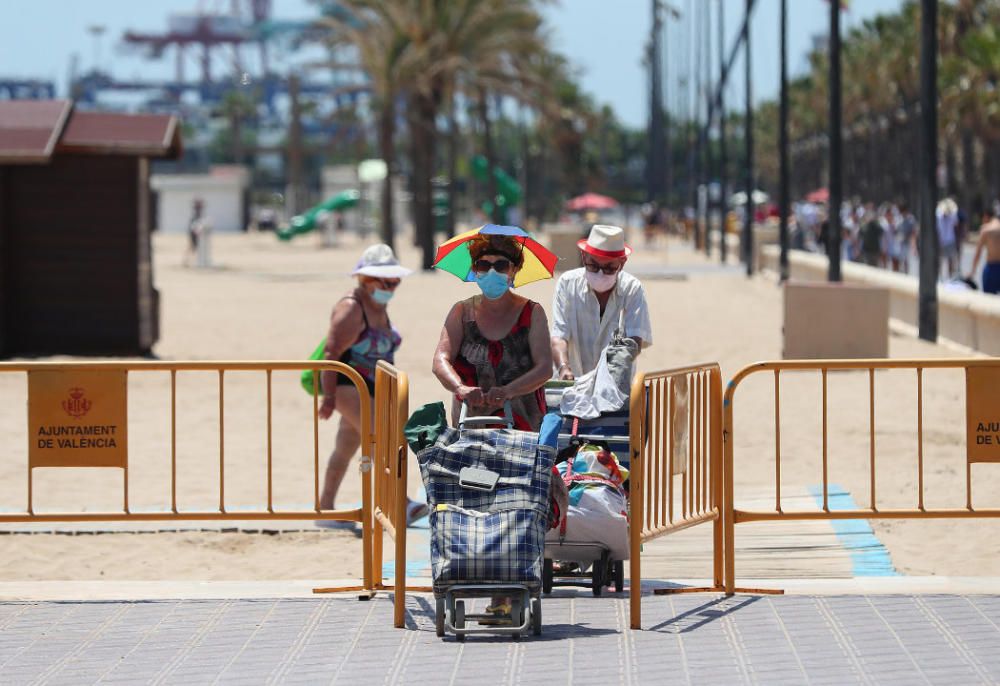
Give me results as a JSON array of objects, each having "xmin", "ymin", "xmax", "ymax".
[
  {"xmin": 918, "ymin": 0, "xmax": 939, "ymax": 341},
  {"xmin": 827, "ymin": 0, "xmax": 843, "ymax": 282}
]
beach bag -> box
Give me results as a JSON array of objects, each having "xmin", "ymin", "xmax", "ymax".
[
  {"xmin": 300, "ymin": 338, "xmax": 326, "ymax": 395},
  {"xmin": 546, "ymin": 444, "xmax": 630, "ymax": 560},
  {"xmin": 418, "ymin": 426, "xmax": 554, "ymax": 590}
]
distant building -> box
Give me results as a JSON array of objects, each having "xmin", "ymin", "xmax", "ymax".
[
  {"xmin": 151, "ymin": 165, "xmax": 250, "ymax": 234},
  {"xmin": 0, "ymin": 99, "xmax": 181, "ymax": 357}
]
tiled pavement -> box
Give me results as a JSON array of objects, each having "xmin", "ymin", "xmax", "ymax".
[{"xmin": 1, "ymin": 592, "xmax": 999, "ymax": 685}]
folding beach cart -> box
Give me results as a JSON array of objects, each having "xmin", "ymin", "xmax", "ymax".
[{"xmin": 542, "ymin": 382, "xmax": 631, "ymax": 596}]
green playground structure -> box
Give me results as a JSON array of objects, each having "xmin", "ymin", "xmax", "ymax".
[
  {"xmin": 471, "ymin": 155, "xmax": 521, "ymax": 224},
  {"xmin": 277, "ymin": 189, "xmax": 360, "ymax": 240}
]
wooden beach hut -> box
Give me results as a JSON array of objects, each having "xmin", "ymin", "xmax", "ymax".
[{"xmin": 0, "ymin": 100, "xmax": 181, "ymax": 357}]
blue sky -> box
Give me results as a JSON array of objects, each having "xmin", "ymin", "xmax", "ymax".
[{"xmin": 0, "ymin": 0, "xmax": 905, "ymax": 128}]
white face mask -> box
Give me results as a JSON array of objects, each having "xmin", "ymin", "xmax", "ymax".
[{"xmin": 585, "ymin": 269, "xmax": 618, "ymax": 293}]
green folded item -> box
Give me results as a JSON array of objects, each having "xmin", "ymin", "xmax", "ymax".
[
  {"xmin": 544, "ymin": 379, "xmax": 575, "ymax": 389},
  {"xmin": 404, "ymin": 401, "xmax": 448, "ymax": 453},
  {"xmin": 300, "ymin": 338, "xmax": 327, "ymax": 395}
]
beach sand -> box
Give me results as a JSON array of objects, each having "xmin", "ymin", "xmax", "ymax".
[{"xmin": 1, "ymin": 228, "xmax": 997, "ymax": 582}]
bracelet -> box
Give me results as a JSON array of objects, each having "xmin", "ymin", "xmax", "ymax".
[{"xmin": 558, "ymin": 363, "xmax": 571, "ymax": 371}]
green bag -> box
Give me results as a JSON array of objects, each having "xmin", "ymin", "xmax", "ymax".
[
  {"xmin": 403, "ymin": 401, "xmax": 448, "ymax": 453},
  {"xmin": 300, "ymin": 338, "xmax": 326, "ymax": 395}
]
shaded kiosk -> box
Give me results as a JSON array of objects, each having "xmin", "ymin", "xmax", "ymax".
[{"xmin": 0, "ymin": 100, "xmax": 181, "ymax": 357}]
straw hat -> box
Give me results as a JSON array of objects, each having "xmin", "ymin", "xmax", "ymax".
[
  {"xmin": 351, "ymin": 244, "xmax": 412, "ymax": 278},
  {"xmin": 577, "ymin": 225, "xmax": 632, "ymax": 258}
]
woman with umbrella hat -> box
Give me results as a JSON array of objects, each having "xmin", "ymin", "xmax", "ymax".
[
  {"xmin": 430, "ymin": 224, "xmax": 566, "ymax": 624},
  {"xmin": 431, "ymin": 225, "xmax": 557, "ymax": 430}
]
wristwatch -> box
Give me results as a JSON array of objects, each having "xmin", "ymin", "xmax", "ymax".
[{"xmin": 558, "ymin": 363, "xmax": 571, "ymax": 372}]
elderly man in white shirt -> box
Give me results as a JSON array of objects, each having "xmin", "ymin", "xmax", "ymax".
[{"xmin": 550, "ymin": 225, "xmax": 653, "ymax": 380}]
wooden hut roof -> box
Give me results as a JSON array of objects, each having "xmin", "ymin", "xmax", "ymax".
[
  {"xmin": 0, "ymin": 100, "xmax": 181, "ymax": 164},
  {"xmin": 0, "ymin": 100, "xmax": 72, "ymax": 163}
]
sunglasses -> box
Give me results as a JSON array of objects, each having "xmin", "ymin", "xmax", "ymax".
[
  {"xmin": 376, "ymin": 278, "xmax": 401, "ymax": 290},
  {"xmin": 473, "ymin": 258, "xmax": 513, "ymax": 274},
  {"xmin": 582, "ymin": 259, "xmax": 623, "ymax": 275}
]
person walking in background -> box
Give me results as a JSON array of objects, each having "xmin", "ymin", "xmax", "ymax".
[
  {"xmin": 968, "ymin": 205, "xmax": 1000, "ymax": 294},
  {"xmin": 184, "ymin": 198, "xmax": 206, "ymax": 267},
  {"xmin": 897, "ymin": 203, "xmax": 917, "ymax": 273},
  {"xmin": 550, "ymin": 225, "xmax": 652, "ymax": 380},
  {"xmin": 859, "ymin": 204, "xmax": 884, "ymax": 267},
  {"xmin": 317, "ymin": 243, "xmax": 427, "ymax": 527},
  {"xmin": 937, "ymin": 198, "xmax": 960, "ymax": 280}
]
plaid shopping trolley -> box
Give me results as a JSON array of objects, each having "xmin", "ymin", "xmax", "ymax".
[{"xmin": 416, "ymin": 406, "xmax": 554, "ymax": 640}]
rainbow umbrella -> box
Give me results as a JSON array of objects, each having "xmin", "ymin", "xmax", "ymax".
[{"xmin": 433, "ymin": 224, "xmax": 558, "ymax": 287}]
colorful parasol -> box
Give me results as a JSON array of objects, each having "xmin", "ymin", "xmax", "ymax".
[
  {"xmin": 565, "ymin": 192, "xmax": 618, "ymax": 211},
  {"xmin": 433, "ymin": 224, "xmax": 559, "ymax": 288}
]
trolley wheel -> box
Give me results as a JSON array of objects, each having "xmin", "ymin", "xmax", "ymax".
[
  {"xmin": 591, "ymin": 566, "xmax": 603, "ymax": 596},
  {"xmin": 614, "ymin": 560, "xmax": 624, "ymax": 593},
  {"xmin": 593, "ymin": 550, "xmax": 609, "ymax": 596},
  {"xmin": 531, "ymin": 598, "xmax": 542, "ymax": 636},
  {"xmin": 435, "ymin": 598, "xmax": 445, "ymax": 637},
  {"xmin": 542, "ymin": 558, "xmax": 554, "ymax": 595},
  {"xmin": 511, "ymin": 597, "xmax": 525, "ymax": 640},
  {"xmin": 453, "ymin": 600, "xmax": 466, "ymax": 631}
]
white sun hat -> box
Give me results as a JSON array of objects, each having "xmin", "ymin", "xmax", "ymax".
[
  {"xmin": 350, "ymin": 243, "xmax": 412, "ymax": 278},
  {"xmin": 577, "ymin": 224, "xmax": 632, "ymax": 258}
]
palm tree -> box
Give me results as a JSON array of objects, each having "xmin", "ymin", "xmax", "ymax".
[{"xmin": 319, "ymin": 1, "xmax": 415, "ymax": 250}]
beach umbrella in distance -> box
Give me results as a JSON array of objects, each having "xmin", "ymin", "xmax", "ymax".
[
  {"xmin": 565, "ymin": 192, "xmax": 619, "ymax": 212},
  {"xmin": 806, "ymin": 187, "xmax": 829, "ymax": 203},
  {"xmin": 433, "ymin": 224, "xmax": 558, "ymax": 287}
]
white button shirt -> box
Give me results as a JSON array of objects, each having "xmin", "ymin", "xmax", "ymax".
[{"xmin": 551, "ymin": 268, "xmax": 653, "ymax": 376}]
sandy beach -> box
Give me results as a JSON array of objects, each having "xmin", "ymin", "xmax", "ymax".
[{"xmin": 1, "ymin": 227, "xmax": 998, "ymax": 582}]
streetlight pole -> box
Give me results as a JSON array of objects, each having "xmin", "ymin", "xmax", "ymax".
[
  {"xmin": 718, "ymin": 0, "xmax": 727, "ymax": 264},
  {"xmin": 704, "ymin": 0, "xmax": 713, "ymax": 257},
  {"xmin": 779, "ymin": 0, "xmax": 790, "ymax": 282},
  {"xmin": 743, "ymin": 0, "xmax": 754, "ymax": 277},
  {"xmin": 693, "ymin": 0, "xmax": 702, "ymax": 250},
  {"xmin": 827, "ymin": 0, "xmax": 843, "ymax": 282},
  {"xmin": 647, "ymin": 0, "xmax": 665, "ymax": 204},
  {"xmin": 918, "ymin": 0, "xmax": 939, "ymax": 341}
]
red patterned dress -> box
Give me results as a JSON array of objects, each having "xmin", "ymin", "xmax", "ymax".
[{"xmin": 452, "ymin": 296, "xmax": 545, "ymax": 431}]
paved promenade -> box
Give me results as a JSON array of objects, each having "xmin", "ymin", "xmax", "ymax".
[{"xmin": 2, "ymin": 586, "xmax": 999, "ymax": 685}]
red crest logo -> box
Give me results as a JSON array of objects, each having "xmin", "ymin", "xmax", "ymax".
[{"xmin": 62, "ymin": 387, "xmax": 92, "ymax": 419}]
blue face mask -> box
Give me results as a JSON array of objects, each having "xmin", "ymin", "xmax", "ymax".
[
  {"xmin": 372, "ymin": 289, "xmax": 394, "ymax": 305},
  {"xmin": 475, "ymin": 269, "xmax": 511, "ymax": 300}
]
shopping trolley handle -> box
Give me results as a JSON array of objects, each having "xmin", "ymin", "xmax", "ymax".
[{"xmin": 458, "ymin": 400, "xmax": 514, "ymax": 430}]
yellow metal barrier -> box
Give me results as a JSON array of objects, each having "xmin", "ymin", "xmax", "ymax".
[
  {"xmin": 0, "ymin": 359, "xmax": 408, "ymax": 601},
  {"xmin": 629, "ymin": 363, "xmax": 724, "ymax": 629},
  {"xmin": 371, "ymin": 361, "xmax": 410, "ymax": 628},
  {"xmin": 723, "ymin": 358, "xmax": 1000, "ymax": 595}
]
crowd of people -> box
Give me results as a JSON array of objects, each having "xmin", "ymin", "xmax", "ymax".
[{"xmin": 792, "ymin": 197, "xmax": 1000, "ymax": 293}]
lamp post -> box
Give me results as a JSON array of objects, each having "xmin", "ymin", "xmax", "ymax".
[
  {"xmin": 743, "ymin": 0, "xmax": 754, "ymax": 277},
  {"xmin": 646, "ymin": 0, "xmax": 666, "ymax": 204},
  {"xmin": 827, "ymin": 0, "xmax": 843, "ymax": 282},
  {"xmin": 778, "ymin": 0, "xmax": 790, "ymax": 282},
  {"xmin": 703, "ymin": 0, "xmax": 713, "ymax": 257},
  {"xmin": 718, "ymin": 0, "xmax": 727, "ymax": 264},
  {"xmin": 918, "ymin": 0, "xmax": 939, "ymax": 341}
]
